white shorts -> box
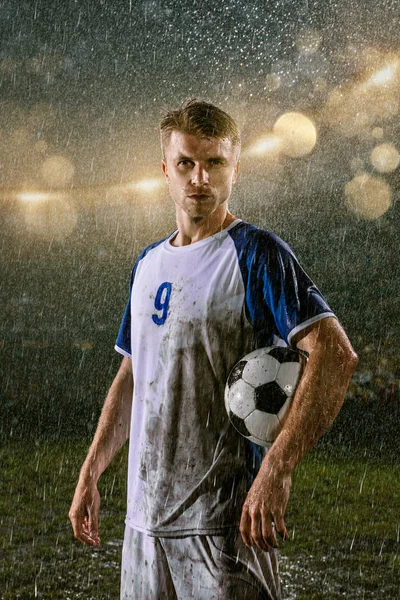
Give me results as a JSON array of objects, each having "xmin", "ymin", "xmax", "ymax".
[{"xmin": 120, "ymin": 525, "xmax": 281, "ymax": 600}]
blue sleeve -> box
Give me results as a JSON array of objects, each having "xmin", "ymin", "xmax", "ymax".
[
  {"xmin": 229, "ymin": 223, "xmax": 335, "ymax": 347},
  {"xmin": 115, "ymin": 268, "xmax": 135, "ymax": 357}
]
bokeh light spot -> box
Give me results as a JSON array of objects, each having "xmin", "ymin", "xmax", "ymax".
[
  {"xmin": 40, "ymin": 155, "xmax": 75, "ymax": 188},
  {"xmin": 264, "ymin": 73, "xmax": 281, "ymax": 92},
  {"xmin": 34, "ymin": 140, "xmax": 48, "ymax": 154},
  {"xmin": 370, "ymin": 143, "xmax": 400, "ymax": 173},
  {"xmin": 372, "ymin": 127, "xmax": 384, "ymax": 140},
  {"xmin": 345, "ymin": 173, "xmax": 392, "ymax": 220},
  {"xmin": 272, "ymin": 112, "xmax": 317, "ymax": 158},
  {"xmin": 22, "ymin": 194, "xmax": 78, "ymax": 240},
  {"xmin": 296, "ymin": 29, "xmax": 322, "ymax": 54}
]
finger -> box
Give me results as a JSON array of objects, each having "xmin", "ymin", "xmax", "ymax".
[
  {"xmin": 250, "ymin": 507, "xmax": 270, "ymax": 552},
  {"xmin": 69, "ymin": 508, "xmax": 84, "ymax": 538},
  {"xmin": 72, "ymin": 519, "xmax": 100, "ymax": 546},
  {"xmin": 82, "ymin": 515, "xmax": 90, "ymax": 534},
  {"xmin": 239, "ymin": 507, "xmax": 253, "ymax": 548},
  {"xmin": 274, "ymin": 513, "xmax": 289, "ymax": 542},
  {"xmin": 261, "ymin": 512, "xmax": 278, "ymax": 549},
  {"xmin": 78, "ymin": 530, "xmax": 101, "ymax": 546},
  {"xmin": 69, "ymin": 517, "xmax": 91, "ymax": 545},
  {"xmin": 69, "ymin": 509, "xmax": 100, "ymax": 547},
  {"xmin": 88, "ymin": 504, "xmax": 100, "ymax": 544}
]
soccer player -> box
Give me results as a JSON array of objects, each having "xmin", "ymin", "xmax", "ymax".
[{"xmin": 69, "ymin": 99, "xmax": 358, "ymax": 599}]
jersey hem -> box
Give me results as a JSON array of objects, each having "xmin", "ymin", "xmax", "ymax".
[
  {"xmin": 124, "ymin": 518, "xmax": 239, "ymax": 538},
  {"xmin": 114, "ymin": 344, "xmax": 131, "ymax": 358},
  {"xmin": 288, "ymin": 312, "xmax": 336, "ymax": 345}
]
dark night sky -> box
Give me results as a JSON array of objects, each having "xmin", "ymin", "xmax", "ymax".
[
  {"xmin": 1, "ymin": 0, "xmax": 399, "ymax": 352},
  {"xmin": 1, "ymin": 0, "xmax": 399, "ymax": 187}
]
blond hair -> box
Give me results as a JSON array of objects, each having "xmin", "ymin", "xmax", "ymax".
[{"xmin": 160, "ymin": 98, "xmax": 241, "ymax": 157}]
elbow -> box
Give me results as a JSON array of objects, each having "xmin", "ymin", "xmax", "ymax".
[
  {"xmin": 346, "ymin": 343, "xmax": 359, "ymax": 370},
  {"xmin": 342, "ymin": 345, "xmax": 359, "ymax": 378}
]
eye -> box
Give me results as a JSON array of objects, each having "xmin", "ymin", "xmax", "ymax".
[
  {"xmin": 178, "ymin": 159, "xmax": 193, "ymax": 166},
  {"xmin": 209, "ymin": 158, "xmax": 224, "ymax": 166}
]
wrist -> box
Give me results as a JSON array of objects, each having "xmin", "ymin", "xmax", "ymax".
[
  {"xmin": 262, "ymin": 435, "xmax": 297, "ymax": 477},
  {"xmin": 79, "ymin": 459, "xmax": 101, "ymax": 485}
]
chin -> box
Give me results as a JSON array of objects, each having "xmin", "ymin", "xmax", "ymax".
[{"xmin": 184, "ymin": 204, "xmax": 214, "ymax": 218}]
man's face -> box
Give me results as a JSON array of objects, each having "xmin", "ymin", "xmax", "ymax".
[{"xmin": 161, "ymin": 131, "xmax": 239, "ymax": 221}]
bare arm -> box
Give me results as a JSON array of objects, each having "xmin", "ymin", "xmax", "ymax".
[
  {"xmin": 69, "ymin": 355, "xmax": 133, "ymax": 546},
  {"xmin": 240, "ymin": 317, "xmax": 358, "ymax": 551}
]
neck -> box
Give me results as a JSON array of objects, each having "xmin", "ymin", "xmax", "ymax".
[{"xmin": 172, "ymin": 207, "xmax": 237, "ymax": 246}]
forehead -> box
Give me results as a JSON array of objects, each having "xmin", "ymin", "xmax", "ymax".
[{"xmin": 164, "ymin": 130, "xmax": 236, "ymax": 159}]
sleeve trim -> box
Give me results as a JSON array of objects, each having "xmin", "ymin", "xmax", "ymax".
[
  {"xmin": 288, "ymin": 313, "xmax": 337, "ymax": 345},
  {"xmin": 114, "ymin": 344, "xmax": 131, "ymax": 358}
]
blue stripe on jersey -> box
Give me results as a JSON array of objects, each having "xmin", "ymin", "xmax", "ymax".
[
  {"xmin": 245, "ymin": 439, "xmax": 266, "ymax": 484},
  {"xmin": 229, "ymin": 221, "xmax": 334, "ymax": 479},
  {"xmin": 228, "ymin": 221, "xmax": 333, "ymax": 348},
  {"xmin": 115, "ymin": 236, "xmax": 170, "ymax": 356}
]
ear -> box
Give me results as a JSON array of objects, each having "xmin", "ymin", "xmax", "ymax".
[
  {"xmin": 232, "ymin": 160, "xmax": 240, "ymax": 184},
  {"xmin": 161, "ymin": 160, "xmax": 169, "ymax": 181}
]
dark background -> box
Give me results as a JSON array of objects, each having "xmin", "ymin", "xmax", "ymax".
[{"xmin": 1, "ymin": 0, "xmax": 399, "ymax": 446}]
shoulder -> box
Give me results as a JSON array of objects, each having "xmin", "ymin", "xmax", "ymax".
[
  {"xmin": 129, "ymin": 233, "xmax": 172, "ymax": 284},
  {"xmin": 134, "ymin": 232, "xmax": 173, "ymax": 268},
  {"xmin": 136, "ymin": 235, "xmax": 170, "ymax": 263},
  {"xmin": 228, "ymin": 221, "xmax": 296, "ymax": 263}
]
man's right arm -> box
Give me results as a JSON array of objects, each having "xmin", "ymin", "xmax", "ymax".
[{"xmin": 69, "ymin": 355, "xmax": 133, "ymax": 546}]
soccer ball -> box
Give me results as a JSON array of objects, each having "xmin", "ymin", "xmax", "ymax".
[{"xmin": 225, "ymin": 346, "xmax": 307, "ymax": 447}]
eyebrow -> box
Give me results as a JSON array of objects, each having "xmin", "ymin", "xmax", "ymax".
[{"xmin": 176, "ymin": 153, "xmax": 228, "ymax": 164}]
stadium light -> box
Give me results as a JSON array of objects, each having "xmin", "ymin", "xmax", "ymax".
[
  {"xmin": 245, "ymin": 135, "xmax": 282, "ymax": 157},
  {"xmin": 365, "ymin": 61, "xmax": 399, "ymax": 88},
  {"xmin": 18, "ymin": 192, "xmax": 53, "ymax": 203},
  {"xmin": 133, "ymin": 178, "xmax": 164, "ymax": 192}
]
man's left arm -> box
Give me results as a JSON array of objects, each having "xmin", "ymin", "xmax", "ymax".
[{"xmin": 240, "ymin": 316, "xmax": 358, "ymax": 551}]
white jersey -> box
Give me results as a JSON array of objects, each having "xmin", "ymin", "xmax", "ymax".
[{"xmin": 115, "ymin": 220, "xmax": 335, "ymax": 536}]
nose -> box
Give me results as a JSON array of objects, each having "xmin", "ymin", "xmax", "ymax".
[{"xmin": 191, "ymin": 164, "xmax": 209, "ymax": 186}]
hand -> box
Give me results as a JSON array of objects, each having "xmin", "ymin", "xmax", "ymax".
[
  {"xmin": 69, "ymin": 479, "xmax": 101, "ymax": 547},
  {"xmin": 240, "ymin": 460, "xmax": 291, "ymax": 551}
]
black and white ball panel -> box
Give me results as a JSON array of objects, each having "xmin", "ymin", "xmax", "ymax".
[
  {"xmin": 241, "ymin": 348, "xmax": 281, "ymax": 387},
  {"xmin": 228, "ymin": 411, "xmax": 252, "ymax": 438},
  {"xmin": 254, "ymin": 381, "xmax": 287, "ymax": 413},
  {"xmin": 225, "ymin": 345, "xmax": 307, "ymax": 447},
  {"xmin": 227, "ymin": 359, "xmax": 247, "ymax": 386},
  {"xmin": 225, "ymin": 378, "xmax": 256, "ymax": 419},
  {"xmin": 276, "ymin": 361, "xmax": 303, "ymax": 396},
  {"xmin": 244, "ymin": 409, "xmax": 281, "ymax": 444}
]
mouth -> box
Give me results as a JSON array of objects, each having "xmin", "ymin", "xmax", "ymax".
[{"xmin": 187, "ymin": 194, "xmax": 211, "ymax": 201}]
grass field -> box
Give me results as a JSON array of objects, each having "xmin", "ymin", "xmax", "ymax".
[{"xmin": 0, "ymin": 437, "xmax": 399, "ymax": 600}]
